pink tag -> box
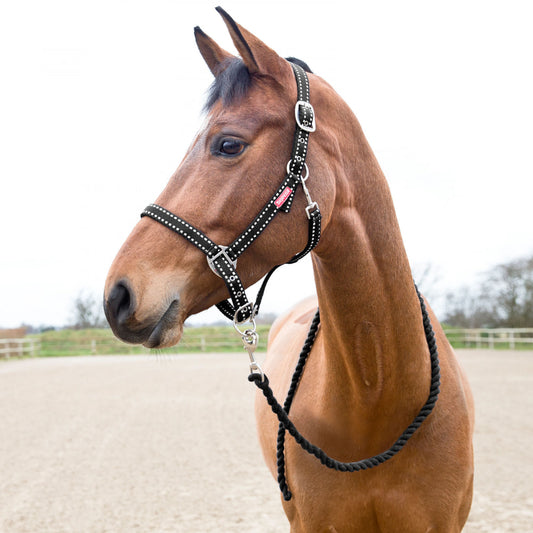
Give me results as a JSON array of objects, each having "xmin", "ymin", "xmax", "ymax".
[{"xmin": 274, "ymin": 186, "xmax": 293, "ymax": 208}]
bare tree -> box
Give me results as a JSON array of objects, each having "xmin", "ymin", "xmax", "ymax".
[
  {"xmin": 443, "ymin": 254, "xmax": 533, "ymax": 327},
  {"xmin": 444, "ymin": 287, "xmax": 493, "ymax": 328},
  {"xmin": 484, "ymin": 256, "xmax": 533, "ymax": 327},
  {"xmin": 411, "ymin": 262, "xmax": 442, "ymax": 305},
  {"xmin": 70, "ymin": 291, "xmax": 107, "ymax": 329}
]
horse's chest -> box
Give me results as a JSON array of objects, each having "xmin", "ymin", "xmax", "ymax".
[{"xmin": 281, "ymin": 474, "xmax": 437, "ymax": 533}]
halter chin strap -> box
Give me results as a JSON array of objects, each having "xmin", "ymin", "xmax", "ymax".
[{"xmin": 141, "ymin": 63, "xmax": 321, "ymax": 323}]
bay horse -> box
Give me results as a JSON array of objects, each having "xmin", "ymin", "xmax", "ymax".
[{"xmin": 104, "ymin": 7, "xmax": 474, "ymax": 532}]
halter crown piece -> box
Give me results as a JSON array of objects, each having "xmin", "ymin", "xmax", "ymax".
[{"xmin": 141, "ymin": 63, "xmax": 440, "ymax": 501}]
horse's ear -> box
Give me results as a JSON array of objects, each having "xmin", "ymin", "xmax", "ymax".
[
  {"xmin": 194, "ymin": 26, "xmax": 235, "ymax": 77},
  {"xmin": 215, "ymin": 6, "xmax": 289, "ymax": 81}
]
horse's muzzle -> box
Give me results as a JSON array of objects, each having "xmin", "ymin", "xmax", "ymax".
[{"xmin": 104, "ymin": 280, "xmax": 180, "ymax": 347}]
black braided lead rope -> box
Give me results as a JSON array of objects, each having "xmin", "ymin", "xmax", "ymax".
[
  {"xmin": 249, "ymin": 284, "xmax": 440, "ymax": 500},
  {"xmin": 276, "ymin": 308, "xmax": 320, "ymax": 500}
]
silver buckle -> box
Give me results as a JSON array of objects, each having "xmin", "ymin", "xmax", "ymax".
[
  {"xmin": 233, "ymin": 302, "xmax": 257, "ymax": 328},
  {"xmin": 305, "ymin": 202, "xmax": 319, "ymax": 219},
  {"xmin": 207, "ymin": 245, "xmax": 237, "ymax": 278},
  {"xmin": 295, "ymin": 101, "xmax": 316, "ymax": 133}
]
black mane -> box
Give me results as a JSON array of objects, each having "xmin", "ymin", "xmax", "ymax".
[
  {"xmin": 204, "ymin": 56, "xmax": 313, "ymax": 111},
  {"xmin": 285, "ymin": 57, "xmax": 313, "ymax": 74}
]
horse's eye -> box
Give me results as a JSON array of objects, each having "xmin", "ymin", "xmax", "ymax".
[{"xmin": 218, "ymin": 138, "xmax": 246, "ymax": 156}]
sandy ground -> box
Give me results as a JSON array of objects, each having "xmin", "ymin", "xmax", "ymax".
[{"xmin": 0, "ymin": 350, "xmax": 532, "ymax": 532}]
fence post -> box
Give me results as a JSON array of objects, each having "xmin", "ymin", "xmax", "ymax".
[
  {"xmin": 91, "ymin": 340, "xmax": 96, "ymax": 355},
  {"xmin": 509, "ymin": 331, "xmax": 515, "ymax": 350},
  {"xmin": 201, "ymin": 336, "xmax": 206, "ymax": 352},
  {"xmin": 2, "ymin": 340, "xmax": 9, "ymax": 359}
]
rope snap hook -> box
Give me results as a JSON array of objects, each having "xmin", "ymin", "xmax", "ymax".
[
  {"xmin": 233, "ymin": 302, "xmax": 264, "ymax": 381},
  {"xmin": 242, "ymin": 328, "xmax": 264, "ymax": 381}
]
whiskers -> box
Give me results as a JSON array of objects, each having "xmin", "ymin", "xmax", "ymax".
[{"xmin": 149, "ymin": 349, "xmax": 175, "ymax": 365}]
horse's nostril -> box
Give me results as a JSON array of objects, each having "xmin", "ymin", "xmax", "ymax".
[{"xmin": 106, "ymin": 281, "xmax": 135, "ymax": 327}]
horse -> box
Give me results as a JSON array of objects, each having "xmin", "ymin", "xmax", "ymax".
[{"xmin": 104, "ymin": 7, "xmax": 474, "ymax": 532}]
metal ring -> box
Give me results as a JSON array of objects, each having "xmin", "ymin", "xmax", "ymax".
[{"xmin": 286, "ymin": 160, "xmax": 309, "ymax": 181}]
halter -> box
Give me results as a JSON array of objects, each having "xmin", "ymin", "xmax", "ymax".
[
  {"xmin": 141, "ymin": 61, "xmax": 441, "ymax": 502},
  {"xmin": 142, "ymin": 62, "xmax": 321, "ymax": 326}
]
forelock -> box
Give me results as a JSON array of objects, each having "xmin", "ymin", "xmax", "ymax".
[
  {"xmin": 204, "ymin": 58, "xmax": 252, "ymax": 112},
  {"xmin": 203, "ymin": 56, "xmax": 313, "ymax": 112}
]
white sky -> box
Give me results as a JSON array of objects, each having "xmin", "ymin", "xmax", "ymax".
[{"xmin": 1, "ymin": 0, "xmax": 532, "ymax": 328}]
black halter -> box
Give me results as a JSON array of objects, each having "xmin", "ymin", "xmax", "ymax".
[{"xmin": 141, "ymin": 62, "xmax": 321, "ymax": 323}]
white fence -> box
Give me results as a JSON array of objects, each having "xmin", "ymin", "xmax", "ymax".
[
  {"xmin": 2, "ymin": 329, "xmax": 533, "ymax": 358},
  {"xmin": 0, "ymin": 338, "xmax": 40, "ymax": 358},
  {"xmin": 445, "ymin": 328, "xmax": 533, "ymax": 349}
]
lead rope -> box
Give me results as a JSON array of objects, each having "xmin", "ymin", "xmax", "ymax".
[
  {"xmin": 276, "ymin": 307, "xmax": 320, "ymax": 500},
  {"xmin": 248, "ymin": 284, "xmax": 440, "ymax": 500}
]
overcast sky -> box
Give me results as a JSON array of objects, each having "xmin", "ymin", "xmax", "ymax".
[{"xmin": 1, "ymin": 0, "xmax": 532, "ymax": 328}]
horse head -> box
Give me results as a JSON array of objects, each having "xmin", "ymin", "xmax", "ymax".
[{"xmin": 104, "ymin": 8, "xmax": 337, "ymax": 348}]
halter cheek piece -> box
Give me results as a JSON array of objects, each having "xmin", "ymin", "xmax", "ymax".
[
  {"xmin": 141, "ymin": 62, "xmax": 441, "ymax": 502},
  {"xmin": 141, "ymin": 63, "xmax": 321, "ymax": 324}
]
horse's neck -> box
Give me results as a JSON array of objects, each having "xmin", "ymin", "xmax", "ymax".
[{"xmin": 311, "ymin": 124, "xmax": 430, "ymax": 434}]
